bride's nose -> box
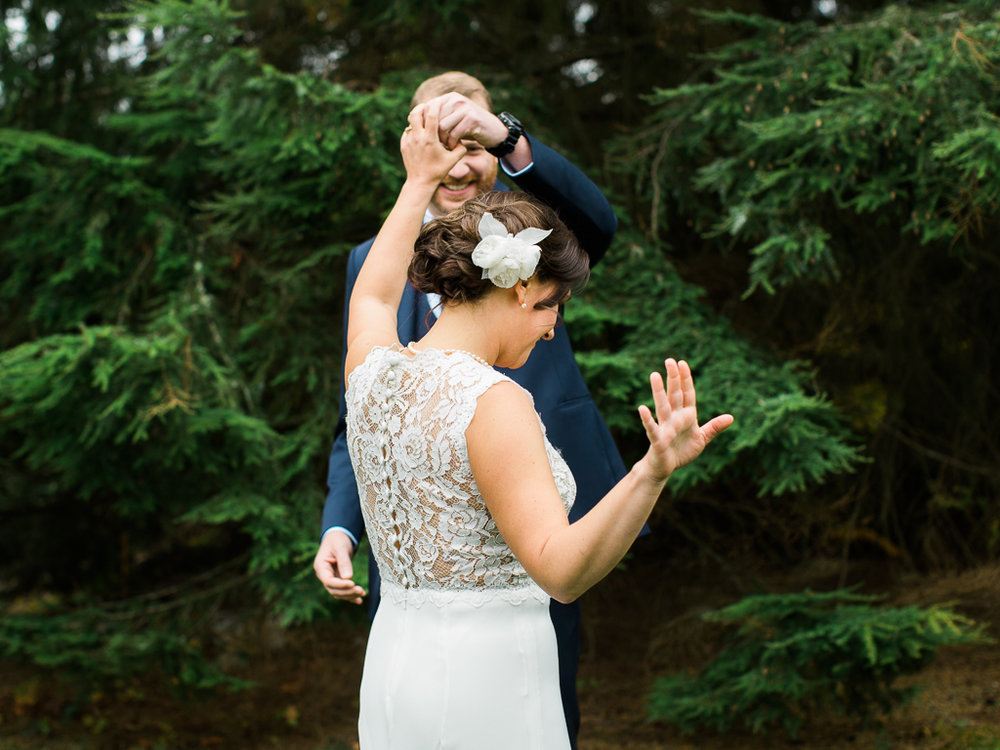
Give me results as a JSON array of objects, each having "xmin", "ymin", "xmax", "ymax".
[{"xmin": 542, "ymin": 329, "xmax": 555, "ymax": 341}]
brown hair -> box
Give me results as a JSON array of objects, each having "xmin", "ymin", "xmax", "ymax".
[
  {"xmin": 408, "ymin": 192, "xmax": 589, "ymax": 307},
  {"xmin": 411, "ymin": 71, "xmax": 494, "ymax": 110}
]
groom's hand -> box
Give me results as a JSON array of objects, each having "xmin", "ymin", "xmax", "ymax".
[
  {"xmin": 430, "ymin": 92, "xmax": 509, "ymax": 152},
  {"xmin": 313, "ymin": 529, "xmax": 366, "ymax": 605}
]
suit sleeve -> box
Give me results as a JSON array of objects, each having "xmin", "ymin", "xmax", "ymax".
[
  {"xmin": 509, "ymin": 134, "xmax": 617, "ymax": 269},
  {"xmin": 319, "ymin": 242, "xmax": 370, "ymax": 543}
]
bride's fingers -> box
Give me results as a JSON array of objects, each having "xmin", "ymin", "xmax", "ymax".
[
  {"xmin": 421, "ymin": 100, "xmax": 441, "ymax": 136},
  {"xmin": 701, "ymin": 413, "xmax": 735, "ymax": 443},
  {"xmin": 678, "ymin": 359, "xmax": 696, "ymax": 409},
  {"xmin": 649, "ymin": 370, "xmax": 669, "ymax": 425},
  {"xmin": 664, "ymin": 358, "xmax": 684, "ymax": 413},
  {"xmin": 426, "ymin": 98, "xmax": 451, "ymax": 140},
  {"xmin": 638, "ymin": 403, "xmax": 658, "ymax": 443}
]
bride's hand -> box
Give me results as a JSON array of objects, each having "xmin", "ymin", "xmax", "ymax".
[
  {"xmin": 401, "ymin": 99, "xmax": 466, "ymax": 188},
  {"xmin": 638, "ymin": 358, "xmax": 733, "ymax": 481}
]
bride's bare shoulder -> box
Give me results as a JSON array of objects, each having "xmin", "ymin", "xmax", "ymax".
[{"xmin": 467, "ymin": 379, "xmax": 539, "ymax": 440}]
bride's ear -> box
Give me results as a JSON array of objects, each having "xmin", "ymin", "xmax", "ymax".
[{"xmin": 515, "ymin": 280, "xmax": 529, "ymax": 310}]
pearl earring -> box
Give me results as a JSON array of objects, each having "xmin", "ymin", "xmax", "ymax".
[{"xmin": 521, "ymin": 303, "xmax": 527, "ymax": 309}]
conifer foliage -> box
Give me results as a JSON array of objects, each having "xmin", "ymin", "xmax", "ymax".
[
  {"xmin": 609, "ymin": 1, "xmax": 1000, "ymax": 565},
  {"xmin": 1, "ymin": 0, "xmax": 401, "ymax": 682},
  {"xmin": 568, "ymin": 220, "xmax": 862, "ymax": 497},
  {"xmin": 648, "ymin": 589, "xmax": 987, "ymax": 737}
]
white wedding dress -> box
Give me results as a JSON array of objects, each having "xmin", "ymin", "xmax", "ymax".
[{"xmin": 346, "ymin": 345, "xmax": 575, "ymax": 750}]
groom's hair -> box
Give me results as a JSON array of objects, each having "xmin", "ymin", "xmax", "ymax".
[
  {"xmin": 411, "ymin": 71, "xmax": 494, "ymax": 110},
  {"xmin": 409, "ymin": 191, "xmax": 589, "ymax": 306}
]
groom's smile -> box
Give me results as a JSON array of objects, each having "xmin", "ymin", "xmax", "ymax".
[{"xmin": 429, "ymin": 141, "xmax": 499, "ymax": 216}]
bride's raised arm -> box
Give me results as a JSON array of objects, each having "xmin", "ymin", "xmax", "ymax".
[
  {"xmin": 470, "ymin": 357, "xmax": 732, "ymax": 604},
  {"xmin": 345, "ymin": 101, "xmax": 466, "ymax": 378}
]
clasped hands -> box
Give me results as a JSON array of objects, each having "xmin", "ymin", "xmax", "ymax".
[
  {"xmin": 409, "ymin": 92, "xmax": 509, "ymax": 152},
  {"xmin": 401, "ymin": 94, "xmax": 517, "ymax": 182}
]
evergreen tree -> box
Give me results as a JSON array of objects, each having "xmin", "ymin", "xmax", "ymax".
[
  {"xmin": 648, "ymin": 589, "xmax": 987, "ymax": 737},
  {"xmin": 609, "ymin": 1, "xmax": 1000, "ymax": 566},
  {"xmin": 1, "ymin": 0, "xmax": 404, "ymax": 681}
]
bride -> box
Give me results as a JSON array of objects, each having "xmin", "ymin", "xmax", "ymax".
[{"xmin": 343, "ymin": 99, "xmax": 733, "ymax": 749}]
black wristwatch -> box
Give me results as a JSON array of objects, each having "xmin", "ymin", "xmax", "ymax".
[{"xmin": 486, "ymin": 112, "xmax": 524, "ymax": 158}]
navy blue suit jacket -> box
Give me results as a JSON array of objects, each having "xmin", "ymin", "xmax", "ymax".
[{"xmin": 321, "ymin": 135, "xmax": 628, "ymax": 604}]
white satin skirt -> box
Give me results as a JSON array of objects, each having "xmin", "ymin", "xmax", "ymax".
[{"xmin": 358, "ymin": 584, "xmax": 570, "ymax": 750}]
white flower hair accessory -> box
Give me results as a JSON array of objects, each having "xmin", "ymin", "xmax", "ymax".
[{"xmin": 470, "ymin": 212, "xmax": 552, "ymax": 289}]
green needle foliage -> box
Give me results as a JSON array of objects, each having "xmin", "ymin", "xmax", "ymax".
[
  {"xmin": 635, "ymin": 3, "xmax": 1000, "ymax": 295},
  {"xmin": 1, "ymin": 0, "xmax": 400, "ymax": 686},
  {"xmin": 567, "ymin": 220, "xmax": 863, "ymax": 497},
  {"xmin": 648, "ymin": 589, "xmax": 989, "ymax": 738},
  {"xmin": 609, "ymin": 1, "xmax": 1000, "ymax": 566},
  {"xmin": 0, "ymin": 601, "xmax": 253, "ymax": 691}
]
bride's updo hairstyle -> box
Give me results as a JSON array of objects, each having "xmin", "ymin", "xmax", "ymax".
[{"xmin": 409, "ymin": 191, "xmax": 589, "ymax": 306}]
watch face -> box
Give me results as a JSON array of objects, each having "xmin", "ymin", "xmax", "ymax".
[
  {"xmin": 487, "ymin": 112, "xmax": 523, "ymax": 157},
  {"xmin": 500, "ymin": 112, "xmax": 523, "ymax": 130}
]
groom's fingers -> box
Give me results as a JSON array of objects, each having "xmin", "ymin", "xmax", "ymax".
[
  {"xmin": 436, "ymin": 94, "xmax": 489, "ymax": 149},
  {"xmin": 437, "ymin": 109, "xmax": 465, "ymax": 149},
  {"xmin": 329, "ymin": 582, "xmax": 366, "ymax": 605}
]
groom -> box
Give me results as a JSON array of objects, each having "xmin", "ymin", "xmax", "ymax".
[{"xmin": 314, "ymin": 71, "xmax": 627, "ymax": 748}]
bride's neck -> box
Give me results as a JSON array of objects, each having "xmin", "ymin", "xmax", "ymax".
[{"xmin": 417, "ymin": 302, "xmax": 501, "ymax": 365}]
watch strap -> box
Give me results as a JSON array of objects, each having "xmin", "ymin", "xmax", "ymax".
[{"xmin": 486, "ymin": 112, "xmax": 524, "ymax": 158}]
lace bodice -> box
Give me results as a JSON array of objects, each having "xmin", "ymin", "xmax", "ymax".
[{"xmin": 346, "ymin": 345, "xmax": 576, "ymax": 605}]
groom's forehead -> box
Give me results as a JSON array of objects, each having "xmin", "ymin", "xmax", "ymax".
[{"xmin": 414, "ymin": 91, "xmax": 491, "ymax": 110}]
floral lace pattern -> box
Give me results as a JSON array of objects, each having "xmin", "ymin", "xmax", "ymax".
[{"xmin": 346, "ymin": 346, "xmax": 576, "ymax": 604}]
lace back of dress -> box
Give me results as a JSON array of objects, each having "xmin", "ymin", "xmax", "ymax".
[{"xmin": 346, "ymin": 347, "xmax": 562, "ymax": 603}]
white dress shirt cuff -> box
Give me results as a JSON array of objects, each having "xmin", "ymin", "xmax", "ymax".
[
  {"xmin": 322, "ymin": 526, "xmax": 358, "ymax": 549},
  {"xmin": 500, "ymin": 158, "xmax": 534, "ymax": 178}
]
